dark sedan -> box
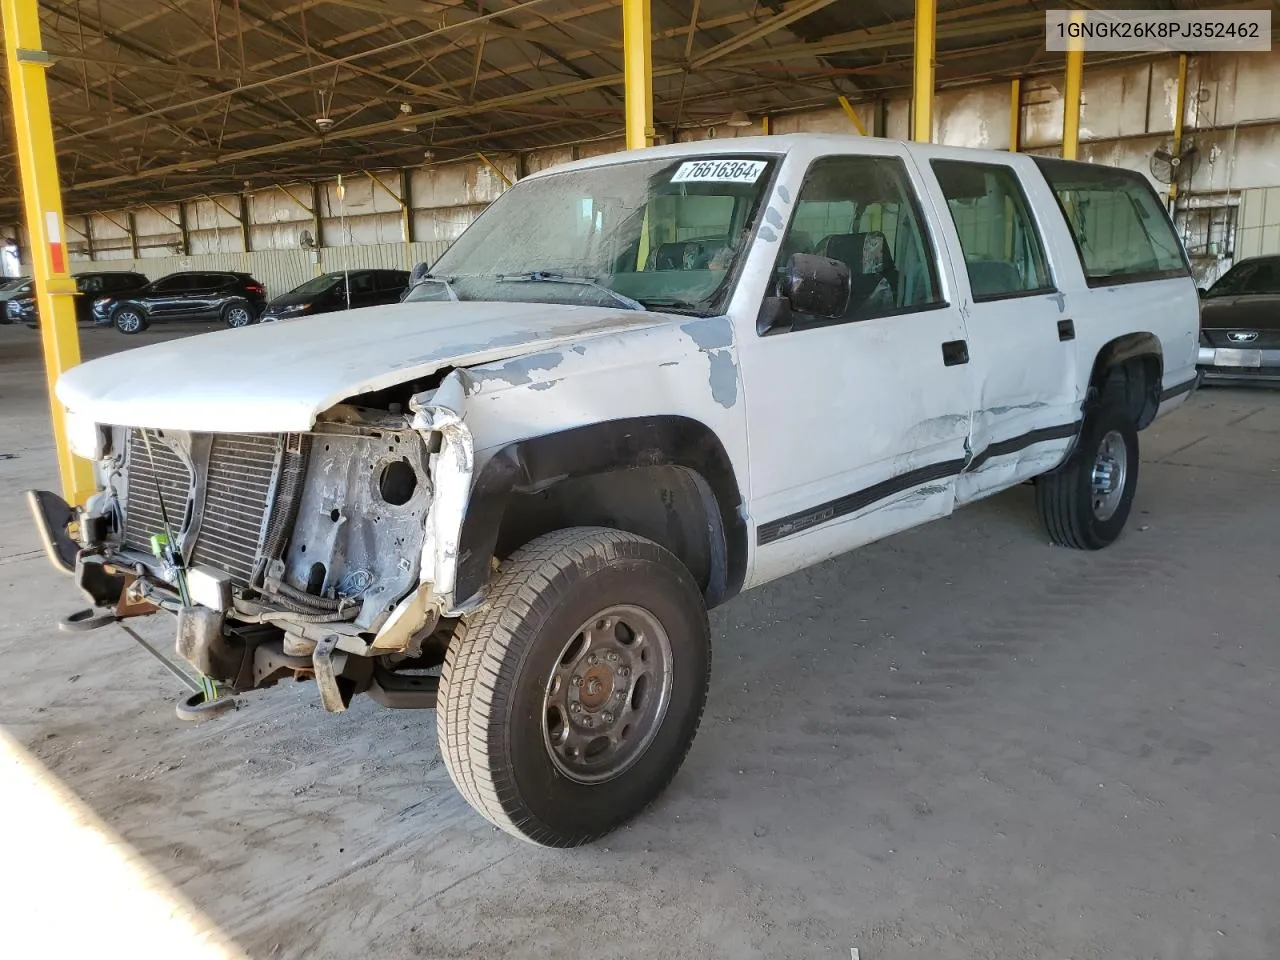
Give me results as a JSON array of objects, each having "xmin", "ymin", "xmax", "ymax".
[
  {"xmin": 1198, "ymin": 255, "xmax": 1280, "ymax": 385},
  {"xmin": 259, "ymin": 269, "xmax": 409, "ymax": 321},
  {"xmin": 8, "ymin": 271, "xmax": 148, "ymax": 327},
  {"xmin": 93, "ymin": 270, "xmax": 267, "ymax": 334}
]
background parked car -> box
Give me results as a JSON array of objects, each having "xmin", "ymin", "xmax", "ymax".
[
  {"xmin": 259, "ymin": 269, "xmax": 409, "ymax": 321},
  {"xmin": 0, "ymin": 276, "xmax": 32, "ymax": 323},
  {"xmin": 93, "ymin": 270, "xmax": 267, "ymax": 334},
  {"xmin": 1197, "ymin": 254, "xmax": 1280, "ymax": 385},
  {"xmin": 9, "ymin": 271, "xmax": 149, "ymax": 327}
]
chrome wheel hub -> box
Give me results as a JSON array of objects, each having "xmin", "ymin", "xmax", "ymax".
[
  {"xmin": 1090, "ymin": 429, "xmax": 1128, "ymax": 521},
  {"xmin": 228, "ymin": 308, "xmax": 251, "ymax": 327},
  {"xmin": 542, "ymin": 604, "xmax": 673, "ymax": 784},
  {"xmin": 118, "ymin": 312, "xmax": 140, "ymax": 332}
]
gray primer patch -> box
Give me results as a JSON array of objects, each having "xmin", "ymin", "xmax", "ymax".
[
  {"xmin": 777, "ymin": 185, "xmax": 792, "ymax": 203},
  {"xmin": 487, "ymin": 351, "xmax": 564, "ymax": 386},
  {"xmin": 759, "ymin": 225, "xmax": 778, "ymax": 243},
  {"xmin": 680, "ymin": 318, "xmax": 734, "ymax": 351},
  {"xmin": 707, "ymin": 349, "xmax": 738, "ymax": 408},
  {"xmin": 764, "ymin": 207, "xmax": 784, "ymax": 229},
  {"xmin": 529, "ymin": 378, "xmax": 562, "ymax": 392},
  {"xmin": 571, "ymin": 344, "xmax": 587, "ymax": 355},
  {"xmin": 1052, "ymin": 291, "xmax": 1066, "ymax": 312}
]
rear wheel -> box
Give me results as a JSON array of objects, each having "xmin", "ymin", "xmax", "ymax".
[
  {"xmin": 113, "ymin": 308, "xmax": 147, "ymax": 334},
  {"xmin": 222, "ymin": 302, "xmax": 254, "ymax": 328},
  {"xmin": 438, "ymin": 527, "xmax": 711, "ymax": 847},
  {"xmin": 1036, "ymin": 403, "xmax": 1139, "ymax": 549}
]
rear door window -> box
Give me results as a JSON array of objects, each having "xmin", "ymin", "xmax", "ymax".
[
  {"xmin": 931, "ymin": 160, "xmax": 1053, "ymax": 301},
  {"xmin": 1034, "ymin": 157, "xmax": 1188, "ymax": 286}
]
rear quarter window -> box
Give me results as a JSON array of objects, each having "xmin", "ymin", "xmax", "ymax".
[{"xmin": 1034, "ymin": 157, "xmax": 1189, "ymax": 286}]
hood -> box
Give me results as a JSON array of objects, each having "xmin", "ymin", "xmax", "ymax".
[
  {"xmin": 58, "ymin": 299, "xmax": 677, "ymax": 432},
  {"xmin": 0, "ymin": 286, "xmax": 31, "ymax": 302},
  {"xmin": 1200, "ymin": 295, "xmax": 1280, "ymax": 331}
]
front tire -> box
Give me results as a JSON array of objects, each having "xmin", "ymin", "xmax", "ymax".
[
  {"xmin": 1036, "ymin": 403, "xmax": 1139, "ymax": 549},
  {"xmin": 113, "ymin": 308, "xmax": 147, "ymax": 334},
  {"xmin": 438, "ymin": 527, "xmax": 711, "ymax": 847}
]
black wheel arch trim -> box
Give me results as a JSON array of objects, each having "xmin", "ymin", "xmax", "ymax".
[
  {"xmin": 1159, "ymin": 374, "xmax": 1199, "ymax": 403},
  {"xmin": 455, "ymin": 416, "xmax": 747, "ymax": 610}
]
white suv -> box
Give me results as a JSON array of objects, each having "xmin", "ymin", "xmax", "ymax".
[{"xmin": 31, "ymin": 135, "xmax": 1200, "ymax": 847}]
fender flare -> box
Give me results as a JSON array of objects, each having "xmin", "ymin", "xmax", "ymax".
[
  {"xmin": 454, "ymin": 416, "xmax": 747, "ymax": 609},
  {"xmin": 1087, "ymin": 332, "xmax": 1163, "ymax": 427}
]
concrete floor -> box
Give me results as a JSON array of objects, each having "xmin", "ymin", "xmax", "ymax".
[{"xmin": 2, "ymin": 322, "xmax": 1278, "ymax": 960}]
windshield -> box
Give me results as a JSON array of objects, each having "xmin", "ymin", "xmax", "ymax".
[
  {"xmin": 1205, "ymin": 259, "xmax": 1280, "ymax": 298},
  {"xmin": 289, "ymin": 273, "xmax": 343, "ymax": 296},
  {"xmin": 412, "ymin": 155, "xmax": 778, "ymax": 314}
]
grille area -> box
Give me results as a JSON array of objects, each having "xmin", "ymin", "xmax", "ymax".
[
  {"xmin": 188, "ymin": 434, "xmax": 281, "ymax": 584},
  {"xmin": 123, "ymin": 430, "xmax": 192, "ymax": 549}
]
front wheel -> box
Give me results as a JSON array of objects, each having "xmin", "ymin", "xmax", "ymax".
[
  {"xmin": 438, "ymin": 527, "xmax": 711, "ymax": 847},
  {"xmin": 1036, "ymin": 403, "xmax": 1139, "ymax": 549},
  {"xmin": 113, "ymin": 308, "xmax": 147, "ymax": 334},
  {"xmin": 222, "ymin": 302, "xmax": 254, "ymax": 328}
]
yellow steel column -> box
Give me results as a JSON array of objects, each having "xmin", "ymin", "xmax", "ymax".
[
  {"xmin": 623, "ymin": 0, "xmax": 655, "ymax": 149},
  {"xmin": 1062, "ymin": 12, "xmax": 1085, "ymax": 160},
  {"xmin": 3, "ymin": 0, "xmax": 94, "ymax": 504},
  {"xmin": 1169, "ymin": 53, "xmax": 1189, "ymax": 203},
  {"xmin": 912, "ymin": 0, "xmax": 936, "ymax": 142},
  {"xmin": 1008, "ymin": 77, "xmax": 1022, "ymax": 151}
]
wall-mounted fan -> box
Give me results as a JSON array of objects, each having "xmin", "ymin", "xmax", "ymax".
[
  {"xmin": 1150, "ymin": 138, "xmax": 1200, "ymax": 186},
  {"xmin": 298, "ymin": 228, "xmax": 317, "ymax": 249}
]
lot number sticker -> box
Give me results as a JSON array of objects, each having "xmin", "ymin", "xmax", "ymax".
[{"xmin": 671, "ymin": 159, "xmax": 767, "ymax": 184}]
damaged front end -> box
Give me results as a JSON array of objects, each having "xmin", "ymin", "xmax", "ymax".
[{"xmin": 29, "ymin": 380, "xmax": 474, "ymax": 713}]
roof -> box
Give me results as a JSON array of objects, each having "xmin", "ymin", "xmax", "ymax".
[{"xmin": 0, "ymin": 1, "xmax": 1132, "ymax": 216}]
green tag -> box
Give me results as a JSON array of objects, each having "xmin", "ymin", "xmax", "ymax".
[{"xmin": 149, "ymin": 533, "xmax": 169, "ymax": 557}]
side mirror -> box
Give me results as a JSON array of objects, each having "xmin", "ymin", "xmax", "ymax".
[
  {"xmin": 409, "ymin": 261, "xmax": 431, "ymax": 286},
  {"xmin": 756, "ymin": 253, "xmax": 852, "ymax": 336}
]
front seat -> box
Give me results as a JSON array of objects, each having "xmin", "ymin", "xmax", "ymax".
[{"xmin": 813, "ymin": 231, "xmax": 898, "ymax": 317}]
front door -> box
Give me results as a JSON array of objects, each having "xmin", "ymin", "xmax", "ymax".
[
  {"xmin": 735, "ymin": 149, "xmax": 974, "ymax": 589},
  {"xmin": 918, "ymin": 153, "xmax": 1081, "ymax": 503}
]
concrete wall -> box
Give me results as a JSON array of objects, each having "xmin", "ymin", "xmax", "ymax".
[{"xmin": 10, "ymin": 50, "xmax": 1280, "ymax": 293}]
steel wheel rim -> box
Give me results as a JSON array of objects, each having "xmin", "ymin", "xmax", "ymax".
[
  {"xmin": 227, "ymin": 307, "xmax": 251, "ymax": 327},
  {"xmin": 541, "ymin": 603, "xmax": 674, "ymax": 784},
  {"xmin": 117, "ymin": 311, "xmax": 141, "ymax": 332},
  {"xmin": 1090, "ymin": 429, "xmax": 1128, "ymax": 521}
]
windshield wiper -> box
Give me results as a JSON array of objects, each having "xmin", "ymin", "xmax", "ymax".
[
  {"xmin": 409, "ymin": 274, "xmax": 459, "ymax": 301},
  {"xmin": 495, "ymin": 271, "xmax": 644, "ymax": 311},
  {"xmin": 632, "ymin": 297, "xmax": 708, "ymax": 316}
]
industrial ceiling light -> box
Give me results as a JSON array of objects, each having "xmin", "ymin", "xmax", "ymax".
[
  {"xmin": 315, "ymin": 116, "xmax": 335, "ymax": 133},
  {"xmin": 726, "ymin": 111, "xmax": 752, "ymax": 128}
]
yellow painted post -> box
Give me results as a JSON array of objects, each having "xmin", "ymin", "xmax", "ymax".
[
  {"xmin": 1062, "ymin": 12, "xmax": 1085, "ymax": 160},
  {"xmin": 912, "ymin": 0, "xmax": 936, "ymax": 142},
  {"xmin": 837, "ymin": 95, "xmax": 867, "ymax": 135},
  {"xmin": 1169, "ymin": 53, "xmax": 1188, "ymax": 203},
  {"xmin": 2, "ymin": 0, "xmax": 94, "ymax": 504},
  {"xmin": 761, "ymin": 115, "xmax": 770, "ymax": 135},
  {"xmin": 623, "ymin": 0, "xmax": 655, "ymax": 149},
  {"xmin": 1009, "ymin": 77, "xmax": 1022, "ymax": 151}
]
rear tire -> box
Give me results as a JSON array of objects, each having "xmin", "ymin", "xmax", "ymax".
[
  {"xmin": 222, "ymin": 302, "xmax": 254, "ymax": 328},
  {"xmin": 113, "ymin": 308, "xmax": 147, "ymax": 334},
  {"xmin": 437, "ymin": 527, "xmax": 711, "ymax": 847},
  {"xmin": 1036, "ymin": 403, "xmax": 1139, "ymax": 549}
]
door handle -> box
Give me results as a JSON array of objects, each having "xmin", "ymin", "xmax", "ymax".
[
  {"xmin": 1057, "ymin": 319, "xmax": 1075, "ymax": 341},
  {"xmin": 941, "ymin": 339, "xmax": 969, "ymax": 366}
]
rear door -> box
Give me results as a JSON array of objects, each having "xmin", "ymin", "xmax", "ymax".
[
  {"xmin": 183, "ymin": 273, "xmax": 227, "ymax": 320},
  {"xmin": 377, "ymin": 270, "xmax": 409, "ymax": 303},
  {"xmin": 914, "ymin": 150, "xmax": 1081, "ymax": 502},
  {"xmin": 144, "ymin": 274, "xmax": 197, "ymax": 319}
]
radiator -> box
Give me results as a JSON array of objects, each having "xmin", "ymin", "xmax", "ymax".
[
  {"xmin": 123, "ymin": 430, "xmax": 305, "ymax": 586},
  {"xmin": 188, "ymin": 433, "xmax": 281, "ymax": 584}
]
